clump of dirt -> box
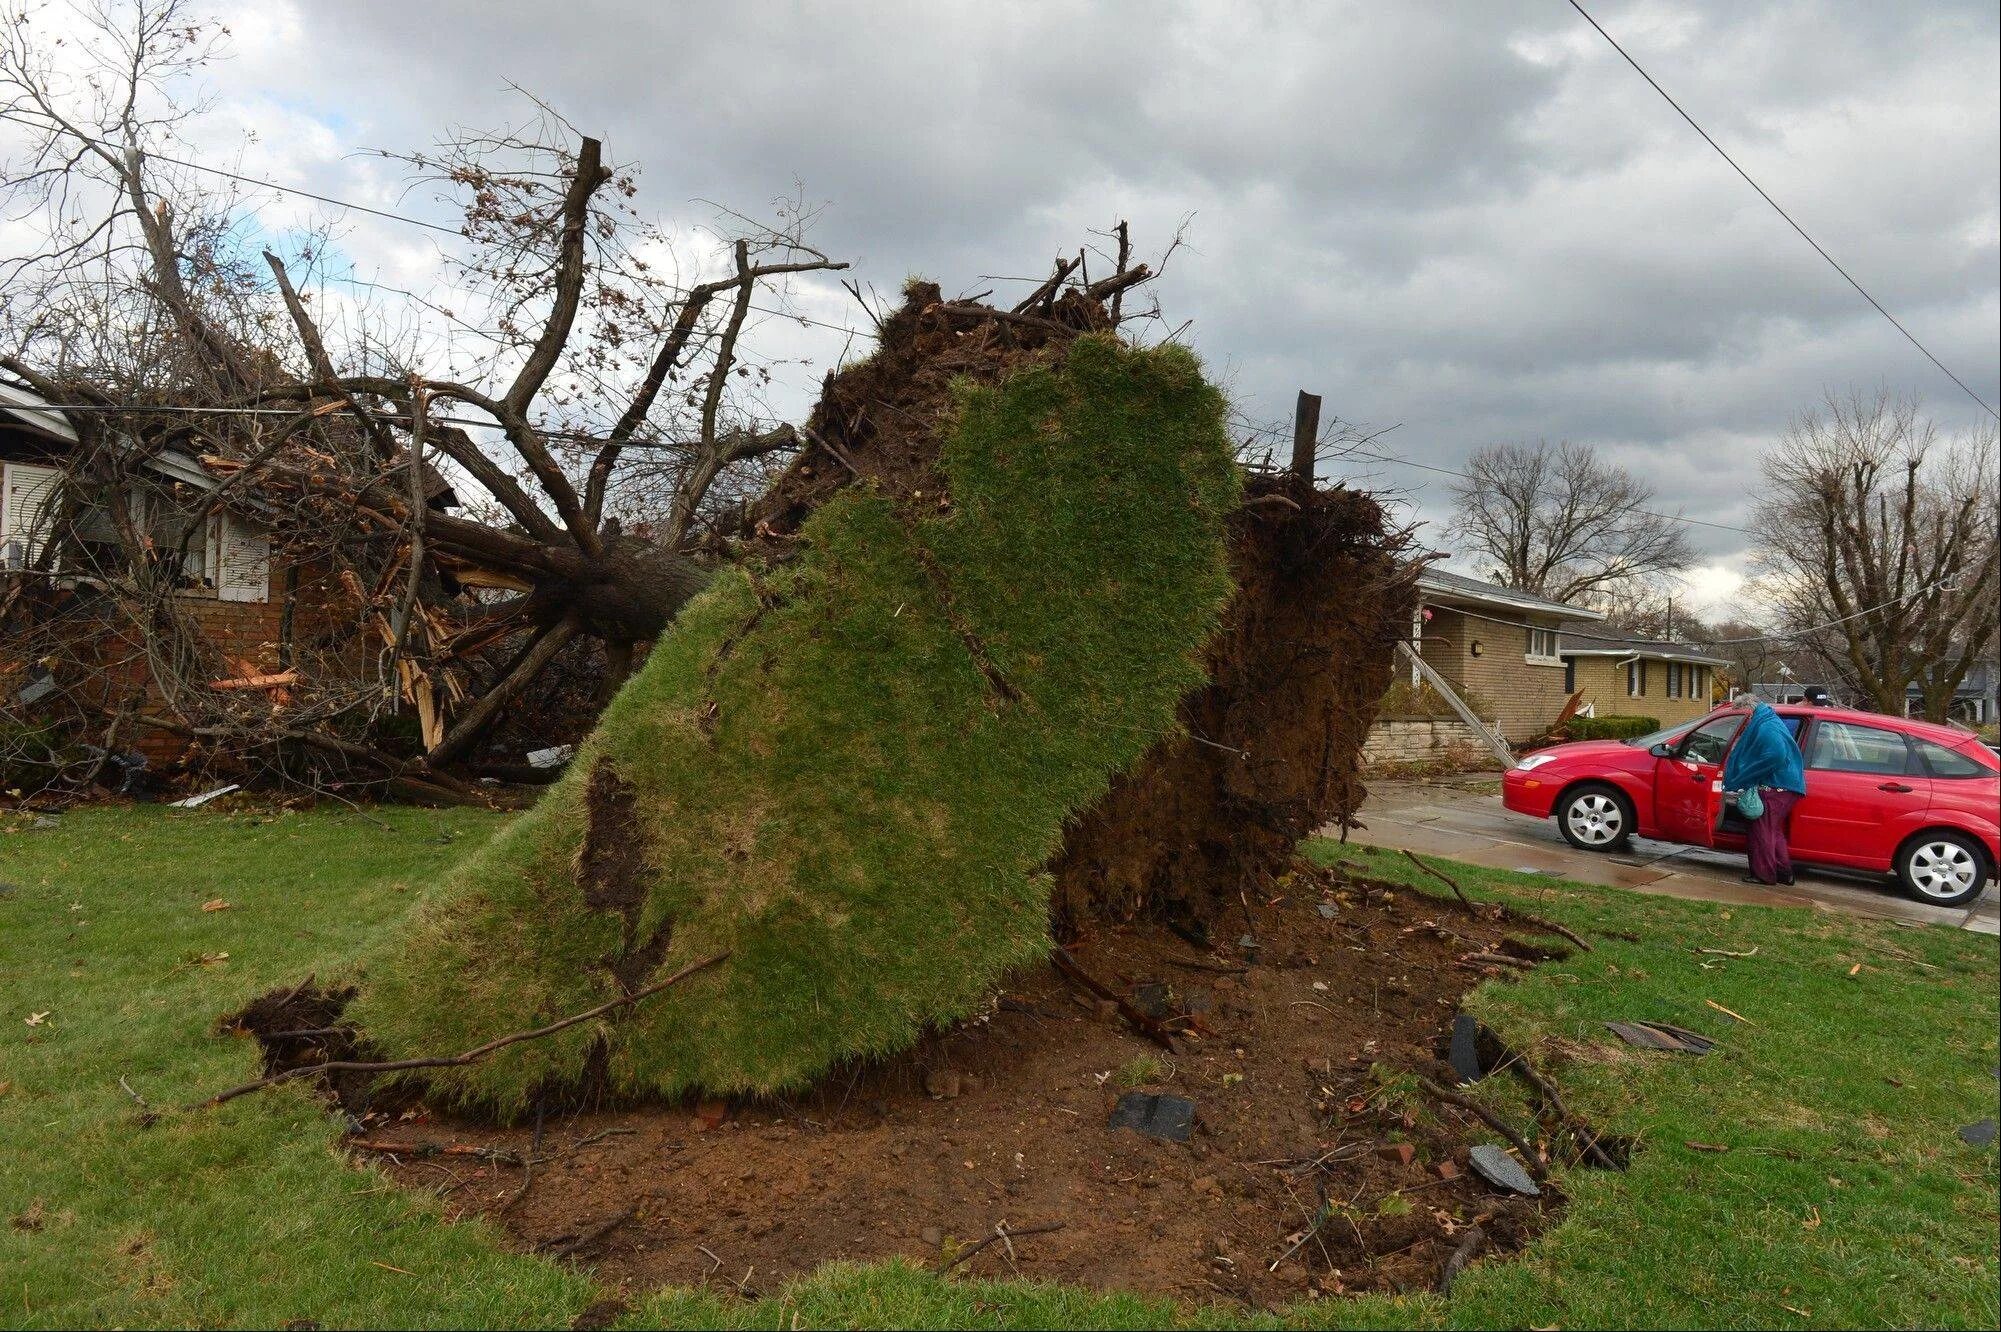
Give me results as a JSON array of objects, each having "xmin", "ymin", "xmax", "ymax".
[
  {"xmin": 1050, "ymin": 474, "xmax": 1416, "ymax": 927},
  {"xmin": 221, "ymin": 980, "xmax": 379, "ymax": 1111},
  {"xmin": 347, "ymin": 873, "xmax": 1566, "ymax": 1309}
]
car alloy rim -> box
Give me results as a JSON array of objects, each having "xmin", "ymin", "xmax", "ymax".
[
  {"xmin": 1567, "ymin": 793, "xmax": 1622, "ymax": 845},
  {"xmin": 1908, "ymin": 841, "xmax": 1978, "ymax": 900}
]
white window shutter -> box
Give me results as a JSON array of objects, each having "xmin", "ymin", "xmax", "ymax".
[
  {"xmin": 2, "ymin": 462, "xmax": 62, "ymax": 568},
  {"xmin": 213, "ymin": 512, "xmax": 270, "ymax": 603}
]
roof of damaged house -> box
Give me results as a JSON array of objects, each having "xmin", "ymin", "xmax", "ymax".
[{"xmin": 1, "ymin": 379, "xmax": 456, "ymax": 509}]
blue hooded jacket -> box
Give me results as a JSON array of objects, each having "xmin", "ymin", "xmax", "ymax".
[{"xmin": 1721, "ymin": 702, "xmax": 1807, "ymax": 796}]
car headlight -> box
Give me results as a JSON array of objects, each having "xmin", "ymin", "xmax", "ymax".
[{"xmin": 1514, "ymin": 753, "xmax": 1557, "ymax": 772}]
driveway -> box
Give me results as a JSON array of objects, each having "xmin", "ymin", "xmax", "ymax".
[{"xmin": 1339, "ymin": 773, "xmax": 2000, "ymax": 936}]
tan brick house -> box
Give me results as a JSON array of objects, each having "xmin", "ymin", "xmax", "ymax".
[
  {"xmin": 1412, "ymin": 569, "xmax": 1603, "ymax": 741},
  {"xmin": 1557, "ymin": 624, "xmax": 1729, "ymax": 727}
]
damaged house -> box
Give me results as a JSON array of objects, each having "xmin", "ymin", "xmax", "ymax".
[{"xmin": 0, "ymin": 381, "xmax": 460, "ymax": 791}]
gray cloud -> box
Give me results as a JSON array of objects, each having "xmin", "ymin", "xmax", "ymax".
[{"xmin": 197, "ymin": 0, "xmax": 1997, "ymax": 605}]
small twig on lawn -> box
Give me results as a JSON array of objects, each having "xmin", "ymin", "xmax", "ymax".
[
  {"xmin": 1522, "ymin": 914, "xmax": 1595, "ymax": 953},
  {"xmin": 1704, "ymin": 998, "xmax": 1754, "ymax": 1025},
  {"xmin": 696, "ymin": 1245, "xmax": 724, "ymax": 1277},
  {"xmin": 1696, "ymin": 945, "xmax": 1758, "ymax": 958},
  {"xmin": 119, "ymin": 1075, "xmax": 159, "ymax": 1127},
  {"xmin": 1402, "ymin": 849, "xmax": 1472, "ymax": 909},
  {"xmin": 935, "ymin": 1221, "xmax": 1065, "ymax": 1275},
  {"xmin": 195, "ymin": 952, "xmax": 728, "ymax": 1108},
  {"xmin": 537, "ymin": 1205, "xmax": 637, "ymax": 1259},
  {"xmin": 1437, "ymin": 1225, "xmax": 1486, "ymax": 1295},
  {"xmin": 1415, "ymin": 1076, "xmax": 1548, "ymax": 1181}
]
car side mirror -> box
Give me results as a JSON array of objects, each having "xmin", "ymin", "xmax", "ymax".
[{"xmin": 1649, "ymin": 743, "xmax": 1673, "ymax": 758}]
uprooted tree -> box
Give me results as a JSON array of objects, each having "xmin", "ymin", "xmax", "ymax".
[
  {"xmin": 9, "ymin": 4, "xmax": 1420, "ymax": 1109},
  {"xmin": 328, "ymin": 283, "xmax": 1415, "ymax": 1111}
]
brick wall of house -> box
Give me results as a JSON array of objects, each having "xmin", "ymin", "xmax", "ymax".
[
  {"xmin": 1567, "ymin": 655, "xmax": 1713, "ymax": 727},
  {"xmin": 1418, "ymin": 607, "xmax": 1569, "ymax": 741}
]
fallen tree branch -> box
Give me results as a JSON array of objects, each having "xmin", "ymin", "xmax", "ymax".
[
  {"xmin": 1415, "ymin": 1076, "xmax": 1548, "ymax": 1182},
  {"xmin": 196, "ymin": 952, "xmax": 728, "ymax": 1108}
]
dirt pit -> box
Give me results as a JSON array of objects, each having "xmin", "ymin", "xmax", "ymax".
[{"xmin": 326, "ymin": 873, "xmax": 1575, "ymax": 1310}]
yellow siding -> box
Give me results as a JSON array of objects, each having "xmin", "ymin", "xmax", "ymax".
[
  {"xmin": 1418, "ymin": 608, "xmax": 1570, "ymax": 741},
  {"xmin": 1567, "ymin": 654, "xmax": 1714, "ymax": 726}
]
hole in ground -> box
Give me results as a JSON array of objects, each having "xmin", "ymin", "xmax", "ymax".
[{"xmin": 248, "ymin": 878, "xmax": 1575, "ymax": 1309}]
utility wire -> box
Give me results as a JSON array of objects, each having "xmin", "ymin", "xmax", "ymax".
[
  {"xmin": 1567, "ymin": 0, "xmax": 1998, "ymax": 421},
  {"xmin": 94, "ymin": 140, "xmax": 878, "ymax": 341}
]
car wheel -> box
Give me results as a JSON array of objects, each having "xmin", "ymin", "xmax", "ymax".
[
  {"xmin": 1556, "ymin": 783, "xmax": 1633, "ymax": 852},
  {"xmin": 1895, "ymin": 831, "xmax": 1990, "ymax": 907}
]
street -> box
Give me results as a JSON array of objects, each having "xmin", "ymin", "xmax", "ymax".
[{"xmin": 1342, "ymin": 773, "xmax": 2000, "ymax": 936}]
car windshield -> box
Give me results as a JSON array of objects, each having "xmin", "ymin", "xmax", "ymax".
[{"xmin": 1622, "ymin": 719, "xmax": 1704, "ymax": 750}]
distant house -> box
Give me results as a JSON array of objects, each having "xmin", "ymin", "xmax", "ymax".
[
  {"xmin": 1905, "ymin": 661, "xmax": 1996, "ymax": 726},
  {"xmin": 1556, "ymin": 623, "xmax": 1729, "ymax": 727},
  {"xmin": 1411, "ymin": 570, "xmax": 1602, "ymax": 742}
]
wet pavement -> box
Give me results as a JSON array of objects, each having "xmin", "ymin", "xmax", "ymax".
[{"xmin": 1336, "ymin": 773, "xmax": 1999, "ymax": 936}]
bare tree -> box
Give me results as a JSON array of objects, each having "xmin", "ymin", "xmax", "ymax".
[
  {"xmin": 1752, "ymin": 390, "xmax": 1999, "ymax": 720},
  {"xmin": 1448, "ymin": 440, "xmax": 1697, "ymax": 607},
  {"xmin": 0, "ymin": 0, "xmax": 848, "ymax": 790}
]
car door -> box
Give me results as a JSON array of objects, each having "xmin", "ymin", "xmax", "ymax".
[
  {"xmin": 1789, "ymin": 718, "xmax": 1930, "ymax": 870},
  {"xmin": 1652, "ymin": 712, "xmax": 1745, "ymax": 846}
]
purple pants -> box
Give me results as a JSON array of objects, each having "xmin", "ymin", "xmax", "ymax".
[{"xmin": 1747, "ymin": 788, "xmax": 1801, "ymax": 884}]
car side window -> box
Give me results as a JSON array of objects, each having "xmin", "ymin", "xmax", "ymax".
[
  {"xmin": 1804, "ymin": 719, "xmax": 1914, "ymax": 776},
  {"xmin": 1677, "ymin": 714, "xmax": 1744, "ymax": 765},
  {"xmin": 1913, "ymin": 738, "xmax": 1992, "ymax": 779}
]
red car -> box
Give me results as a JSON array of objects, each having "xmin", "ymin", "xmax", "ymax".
[{"xmin": 1502, "ymin": 703, "xmax": 1999, "ymax": 907}]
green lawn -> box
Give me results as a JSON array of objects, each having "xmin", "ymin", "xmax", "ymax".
[{"xmin": 1, "ymin": 806, "xmax": 1995, "ymax": 1329}]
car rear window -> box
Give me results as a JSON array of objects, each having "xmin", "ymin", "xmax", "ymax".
[
  {"xmin": 1912, "ymin": 737, "xmax": 1995, "ymax": 779},
  {"xmin": 1804, "ymin": 719, "xmax": 1915, "ymax": 776}
]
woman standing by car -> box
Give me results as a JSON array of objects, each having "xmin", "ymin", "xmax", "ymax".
[{"xmin": 1722, "ymin": 701, "xmax": 1808, "ymax": 885}]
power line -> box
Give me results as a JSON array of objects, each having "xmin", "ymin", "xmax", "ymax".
[
  {"xmin": 97, "ymin": 140, "xmax": 878, "ymax": 341},
  {"xmin": 1700, "ymin": 578, "xmax": 1958, "ymax": 645},
  {"xmin": 1567, "ymin": 0, "xmax": 1998, "ymax": 421}
]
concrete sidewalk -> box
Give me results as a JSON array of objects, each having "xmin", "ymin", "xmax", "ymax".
[{"xmin": 1338, "ymin": 773, "xmax": 1999, "ymax": 936}]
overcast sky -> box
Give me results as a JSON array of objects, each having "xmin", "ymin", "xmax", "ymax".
[{"xmin": 71, "ymin": 2, "xmax": 2001, "ymax": 614}]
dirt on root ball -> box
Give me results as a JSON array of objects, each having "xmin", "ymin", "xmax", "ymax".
[
  {"xmin": 355, "ymin": 880, "xmax": 1561, "ymax": 1309},
  {"xmin": 1050, "ymin": 474, "xmax": 1416, "ymax": 929}
]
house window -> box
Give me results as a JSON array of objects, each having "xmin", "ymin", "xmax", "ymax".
[
  {"xmin": 1525, "ymin": 626, "xmax": 1559, "ymax": 663},
  {"xmin": 1667, "ymin": 662, "xmax": 1681, "ymax": 699},
  {"xmin": 1, "ymin": 460, "xmax": 62, "ymax": 570},
  {"xmin": 1563, "ymin": 657, "xmax": 1576, "ymax": 693},
  {"xmin": 1627, "ymin": 660, "xmax": 1646, "ymax": 697}
]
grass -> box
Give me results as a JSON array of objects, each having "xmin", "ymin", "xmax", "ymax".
[
  {"xmin": 357, "ymin": 334, "xmax": 1242, "ymax": 1110},
  {"xmin": 2, "ymin": 806, "xmax": 1995, "ymax": 1329}
]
